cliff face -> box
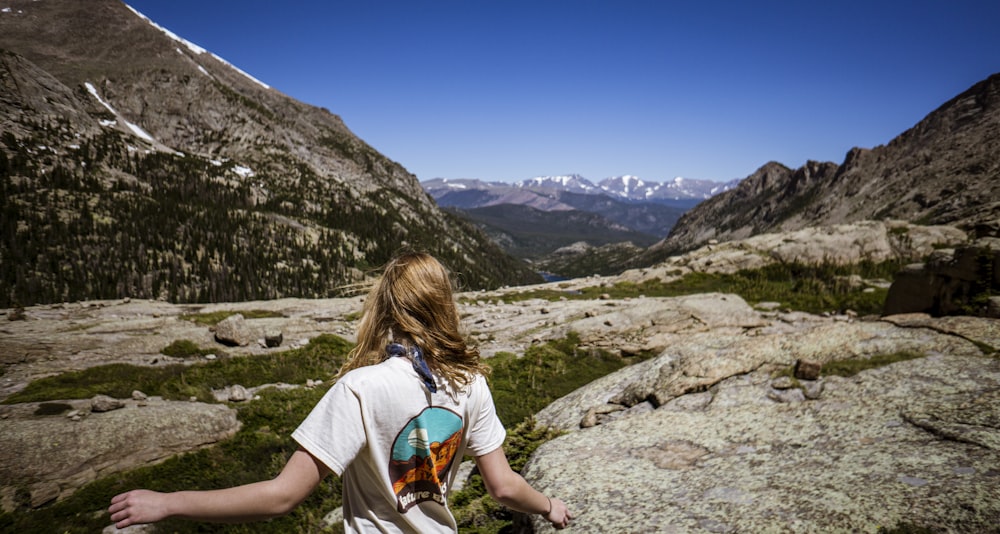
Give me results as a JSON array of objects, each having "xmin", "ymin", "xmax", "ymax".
[
  {"xmin": 0, "ymin": 0, "xmax": 540, "ymax": 306},
  {"xmin": 648, "ymin": 73, "xmax": 1000, "ymax": 260}
]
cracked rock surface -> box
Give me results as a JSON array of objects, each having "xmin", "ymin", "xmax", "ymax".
[{"xmin": 523, "ymin": 308, "xmax": 1000, "ymax": 533}]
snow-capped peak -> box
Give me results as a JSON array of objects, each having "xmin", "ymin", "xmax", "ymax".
[{"xmin": 515, "ymin": 174, "xmax": 598, "ymax": 193}]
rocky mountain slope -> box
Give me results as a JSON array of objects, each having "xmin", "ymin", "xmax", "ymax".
[
  {"xmin": 646, "ymin": 72, "xmax": 1000, "ymax": 260},
  {"xmin": 0, "ymin": 0, "xmax": 540, "ymax": 308}
]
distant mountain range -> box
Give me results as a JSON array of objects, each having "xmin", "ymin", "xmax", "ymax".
[
  {"xmin": 425, "ymin": 173, "xmax": 735, "ymax": 231},
  {"xmin": 422, "ymin": 175, "xmax": 739, "ymax": 274},
  {"xmin": 423, "ymin": 174, "xmax": 740, "ymax": 209}
]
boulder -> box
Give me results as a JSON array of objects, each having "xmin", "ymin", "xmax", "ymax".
[
  {"xmin": 884, "ymin": 238, "xmax": 1000, "ymax": 317},
  {"xmin": 90, "ymin": 394, "xmax": 124, "ymax": 413},
  {"xmin": 227, "ymin": 385, "xmax": 250, "ymax": 402},
  {"xmin": 0, "ymin": 399, "xmax": 240, "ymax": 511},
  {"xmin": 521, "ymin": 315, "xmax": 1000, "ymax": 532},
  {"xmin": 264, "ymin": 330, "xmax": 283, "ymax": 348},
  {"xmin": 213, "ymin": 314, "xmax": 256, "ymax": 346},
  {"xmin": 793, "ymin": 358, "xmax": 822, "ymax": 380}
]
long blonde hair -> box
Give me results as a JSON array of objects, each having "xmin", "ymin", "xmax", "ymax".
[{"xmin": 337, "ymin": 252, "xmax": 488, "ymax": 387}]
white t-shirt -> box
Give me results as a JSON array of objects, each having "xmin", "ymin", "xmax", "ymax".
[{"xmin": 292, "ymin": 356, "xmax": 507, "ymax": 533}]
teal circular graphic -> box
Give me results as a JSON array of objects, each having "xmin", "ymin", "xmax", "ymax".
[{"xmin": 389, "ymin": 407, "xmax": 464, "ymax": 512}]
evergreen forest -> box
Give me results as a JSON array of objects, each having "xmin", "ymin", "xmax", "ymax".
[{"xmin": 0, "ymin": 120, "xmax": 537, "ymax": 308}]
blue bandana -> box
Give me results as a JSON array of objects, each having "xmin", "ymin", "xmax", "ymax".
[{"xmin": 387, "ymin": 343, "xmax": 437, "ymax": 393}]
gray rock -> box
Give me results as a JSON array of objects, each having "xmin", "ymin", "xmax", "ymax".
[
  {"xmin": 769, "ymin": 376, "xmax": 796, "ymax": 390},
  {"xmin": 227, "ymin": 385, "xmax": 250, "ymax": 402},
  {"xmin": 28, "ymin": 480, "xmax": 59, "ymax": 508},
  {"xmin": 213, "ymin": 313, "xmax": 256, "ymax": 346},
  {"xmin": 988, "ymin": 296, "xmax": 1000, "ymax": 319},
  {"xmin": 264, "ymin": 330, "xmax": 283, "ymax": 348},
  {"xmin": 801, "ymin": 380, "xmax": 824, "ymax": 400},
  {"xmin": 521, "ymin": 316, "xmax": 1000, "ymax": 533},
  {"xmin": 90, "ymin": 394, "xmax": 124, "ymax": 413},
  {"xmin": 794, "ymin": 358, "xmax": 822, "ymax": 380},
  {"xmin": 0, "ymin": 400, "xmax": 239, "ymax": 512},
  {"xmin": 766, "ymin": 387, "xmax": 805, "ymax": 403},
  {"xmin": 884, "ymin": 239, "xmax": 1000, "ymax": 317}
]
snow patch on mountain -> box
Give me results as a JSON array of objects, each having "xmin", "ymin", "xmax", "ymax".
[
  {"xmin": 85, "ymin": 82, "xmax": 155, "ymax": 142},
  {"xmin": 515, "ymin": 175, "xmax": 598, "ymax": 193}
]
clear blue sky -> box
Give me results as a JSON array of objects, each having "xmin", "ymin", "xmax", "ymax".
[{"xmin": 125, "ymin": 0, "xmax": 999, "ymax": 184}]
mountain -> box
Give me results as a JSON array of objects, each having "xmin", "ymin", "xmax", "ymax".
[
  {"xmin": 424, "ymin": 174, "xmax": 737, "ymax": 208},
  {"xmin": 423, "ymin": 174, "xmax": 733, "ymax": 239},
  {"xmin": 422, "ymin": 174, "xmax": 735, "ymax": 277},
  {"xmin": 0, "ymin": 0, "xmax": 541, "ymax": 307},
  {"xmin": 645, "ymin": 72, "xmax": 1000, "ymax": 261},
  {"xmin": 449, "ymin": 203, "xmax": 660, "ymax": 261}
]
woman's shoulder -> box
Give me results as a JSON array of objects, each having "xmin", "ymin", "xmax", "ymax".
[{"xmin": 337, "ymin": 357, "xmax": 409, "ymax": 387}]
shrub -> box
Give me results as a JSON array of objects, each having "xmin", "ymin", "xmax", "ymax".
[{"xmin": 161, "ymin": 339, "xmax": 212, "ymax": 358}]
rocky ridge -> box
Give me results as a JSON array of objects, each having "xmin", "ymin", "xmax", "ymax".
[{"xmin": 648, "ymin": 72, "xmax": 1000, "ymax": 260}]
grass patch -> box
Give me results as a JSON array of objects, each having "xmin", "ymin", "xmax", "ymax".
[
  {"xmin": 3, "ymin": 334, "xmax": 352, "ymax": 404},
  {"xmin": 501, "ymin": 260, "xmax": 901, "ymax": 316},
  {"xmin": 179, "ymin": 310, "xmax": 285, "ymax": 326},
  {"xmin": 161, "ymin": 339, "xmax": 219, "ymax": 358},
  {"xmin": 822, "ymin": 350, "xmax": 927, "ymax": 377},
  {"xmin": 33, "ymin": 402, "xmax": 73, "ymax": 416},
  {"xmin": 488, "ymin": 332, "xmax": 641, "ymax": 427},
  {"xmin": 450, "ymin": 420, "xmax": 564, "ymax": 533},
  {"xmin": 772, "ymin": 350, "xmax": 927, "ymax": 382}
]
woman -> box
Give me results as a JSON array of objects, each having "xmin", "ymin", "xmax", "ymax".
[{"xmin": 109, "ymin": 252, "xmax": 572, "ymax": 532}]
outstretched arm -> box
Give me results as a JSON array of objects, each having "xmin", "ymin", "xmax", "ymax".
[
  {"xmin": 108, "ymin": 447, "xmax": 330, "ymax": 528},
  {"xmin": 475, "ymin": 447, "xmax": 572, "ymax": 530}
]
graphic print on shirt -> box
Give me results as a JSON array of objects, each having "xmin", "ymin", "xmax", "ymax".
[{"xmin": 389, "ymin": 406, "xmax": 464, "ymax": 512}]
